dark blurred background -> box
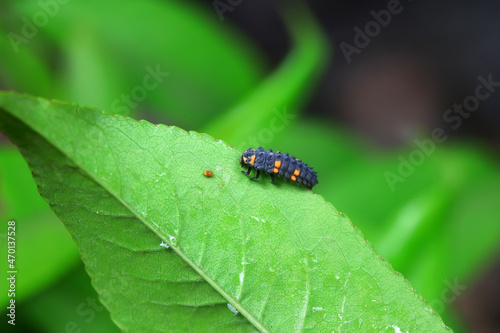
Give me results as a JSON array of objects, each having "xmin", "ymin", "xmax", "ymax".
[{"xmin": 222, "ymin": 0, "xmax": 500, "ymax": 147}]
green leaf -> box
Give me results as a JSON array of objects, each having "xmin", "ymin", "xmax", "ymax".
[
  {"xmin": 0, "ymin": 148, "xmax": 80, "ymax": 307},
  {"xmin": 0, "ymin": 92, "xmax": 451, "ymax": 332},
  {"xmin": 268, "ymin": 120, "xmax": 500, "ymax": 332}
]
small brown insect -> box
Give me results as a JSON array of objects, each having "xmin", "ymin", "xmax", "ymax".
[{"xmin": 203, "ymin": 170, "xmax": 214, "ymax": 177}]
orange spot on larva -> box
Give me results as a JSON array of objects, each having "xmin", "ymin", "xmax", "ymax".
[
  {"xmin": 293, "ymin": 169, "xmax": 300, "ymax": 176},
  {"xmin": 291, "ymin": 175, "xmax": 297, "ymax": 181}
]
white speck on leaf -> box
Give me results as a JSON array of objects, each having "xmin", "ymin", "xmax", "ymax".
[
  {"xmin": 387, "ymin": 325, "xmax": 408, "ymax": 333},
  {"xmin": 214, "ymin": 165, "xmax": 225, "ymax": 173},
  {"xmin": 159, "ymin": 241, "xmax": 169, "ymax": 249},
  {"xmin": 227, "ymin": 303, "xmax": 238, "ymax": 315},
  {"xmin": 338, "ymin": 271, "xmax": 351, "ymax": 332},
  {"xmin": 168, "ymin": 235, "xmax": 177, "ymax": 246}
]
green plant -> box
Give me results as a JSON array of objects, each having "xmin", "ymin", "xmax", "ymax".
[
  {"xmin": 1, "ymin": 1, "xmax": 499, "ymax": 332},
  {"xmin": 1, "ymin": 91, "xmax": 451, "ymax": 332}
]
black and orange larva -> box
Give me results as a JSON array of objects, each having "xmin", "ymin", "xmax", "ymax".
[{"xmin": 240, "ymin": 147, "xmax": 318, "ymax": 189}]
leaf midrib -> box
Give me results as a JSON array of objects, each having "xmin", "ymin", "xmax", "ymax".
[{"xmin": 9, "ymin": 106, "xmax": 270, "ymax": 333}]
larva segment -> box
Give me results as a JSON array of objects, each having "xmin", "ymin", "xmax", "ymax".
[{"xmin": 240, "ymin": 147, "xmax": 318, "ymax": 189}]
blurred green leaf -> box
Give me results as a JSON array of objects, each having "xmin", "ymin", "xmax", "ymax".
[
  {"xmin": 21, "ymin": 264, "xmax": 120, "ymax": 333},
  {"xmin": 56, "ymin": 24, "xmax": 132, "ymax": 115},
  {"xmin": 0, "ymin": 148, "xmax": 80, "ymax": 308},
  {"xmin": 446, "ymin": 170, "xmax": 500, "ymax": 278},
  {"xmin": 376, "ymin": 183, "xmax": 456, "ymax": 272},
  {"xmin": 0, "ymin": 210, "xmax": 80, "ymax": 308},
  {"xmin": 0, "ymin": 25, "xmax": 52, "ymax": 97},
  {"xmin": 205, "ymin": 3, "xmax": 330, "ymax": 150},
  {"xmin": 0, "ymin": 147, "xmax": 47, "ymax": 217},
  {"xmin": 8, "ymin": 0, "xmax": 265, "ymax": 127},
  {"xmin": 0, "ymin": 92, "xmax": 450, "ymax": 332}
]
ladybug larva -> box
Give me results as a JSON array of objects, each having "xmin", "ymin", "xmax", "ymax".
[{"xmin": 240, "ymin": 147, "xmax": 318, "ymax": 189}]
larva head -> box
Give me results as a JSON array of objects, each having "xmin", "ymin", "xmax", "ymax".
[{"xmin": 239, "ymin": 148, "xmax": 256, "ymax": 166}]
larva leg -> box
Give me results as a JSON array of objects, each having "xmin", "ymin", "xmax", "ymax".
[
  {"xmin": 250, "ymin": 170, "xmax": 260, "ymax": 180},
  {"xmin": 241, "ymin": 167, "xmax": 252, "ymax": 175}
]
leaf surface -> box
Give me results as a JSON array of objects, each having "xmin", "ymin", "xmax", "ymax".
[{"xmin": 0, "ymin": 92, "xmax": 451, "ymax": 332}]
